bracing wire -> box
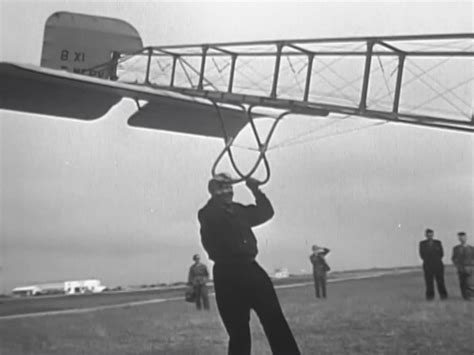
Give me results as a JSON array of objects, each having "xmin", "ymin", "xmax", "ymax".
[
  {"xmin": 397, "ymin": 39, "xmax": 468, "ymax": 51},
  {"xmin": 401, "ymin": 63, "xmax": 469, "ymax": 117},
  {"xmin": 314, "ymin": 56, "xmax": 362, "ymax": 97},
  {"xmin": 376, "ymin": 55, "xmax": 394, "ymax": 103},
  {"xmin": 268, "ymin": 115, "xmax": 352, "ymax": 151},
  {"xmin": 268, "ymin": 120, "xmax": 389, "ymax": 152},
  {"xmin": 407, "ymin": 77, "xmax": 473, "ymax": 114},
  {"xmin": 208, "ymin": 58, "xmax": 231, "ymax": 87},
  {"xmin": 155, "ymin": 58, "xmax": 171, "ymax": 73},
  {"xmin": 286, "ymin": 56, "xmax": 305, "ymax": 93},
  {"xmin": 311, "ymin": 65, "xmax": 359, "ymax": 105},
  {"xmin": 408, "ymin": 59, "xmax": 473, "ymax": 109},
  {"xmin": 211, "ymin": 57, "xmax": 230, "ymax": 73},
  {"xmin": 177, "ymin": 57, "xmax": 195, "ymax": 88},
  {"xmin": 275, "ymin": 58, "xmax": 307, "ymax": 97},
  {"xmin": 179, "ymin": 57, "xmax": 220, "ymax": 91},
  {"xmin": 324, "ymin": 57, "xmax": 399, "ymax": 101},
  {"xmin": 367, "ymin": 53, "xmax": 468, "ymax": 112},
  {"xmin": 230, "ymin": 58, "xmax": 272, "ymax": 93}
]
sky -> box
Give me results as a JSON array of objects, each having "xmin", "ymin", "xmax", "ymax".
[{"xmin": 0, "ymin": 0, "xmax": 473, "ymax": 293}]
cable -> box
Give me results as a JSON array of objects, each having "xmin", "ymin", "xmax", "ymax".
[
  {"xmin": 404, "ymin": 75, "xmax": 473, "ymax": 116},
  {"xmin": 408, "ymin": 59, "xmax": 472, "ymax": 109},
  {"xmin": 179, "ymin": 57, "xmax": 220, "ymax": 91},
  {"xmin": 366, "ymin": 54, "xmax": 460, "ymax": 111},
  {"xmin": 376, "ymin": 55, "xmax": 394, "ymax": 102},
  {"xmin": 403, "ymin": 64, "xmax": 468, "ymax": 117},
  {"xmin": 177, "ymin": 57, "xmax": 195, "ymax": 88},
  {"xmin": 269, "ymin": 120, "xmax": 388, "ymax": 151},
  {"xmin": 314, "ymin": 56, "xmax": 362, "ymax": 97},
  {"xmin": 268, "ymin": 115, "xmax": 352, "ymax": 151}
]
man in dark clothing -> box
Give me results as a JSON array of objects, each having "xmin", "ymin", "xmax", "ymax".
[
  {"xmin": 309, "ymin": 245, "xmax": 330, "ymax": 298},
  {"xmin": 187, "ymin": 254, "xmax": 210, "ymax": 310},
  {"xmin": 419, "ymin": 228, "xmax": 448, "ymax": 300},
  {"xmin": 451, "ymin": 232, "xmax": 474, "ymax": 301},
  {"xmin": 198, "ymin": 173, "xmax": 300, "ymax": 355}
]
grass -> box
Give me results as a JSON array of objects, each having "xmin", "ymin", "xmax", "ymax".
[
  {"xmin": 1, "ymin": 268, "xmax": 473, "ymax": 355},
  {"xmin": 0, "ymin": 288, "xmax": 186, "ymax": 317}
]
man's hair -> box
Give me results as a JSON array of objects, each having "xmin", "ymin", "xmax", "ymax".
[
  {"xmin": 208, "ymin": 172, "xmax": 233, "ymax": 195},
  {"xmin": 193, "ymin": 254, "xmax": 200, "ymax": 261},
  {"xmin": 457, "ymin": 231, "xmax": 466, "ymax": 237},
  {"xmin": 425, "ymin": 228, "xmax": 434, "ymax": 235}
]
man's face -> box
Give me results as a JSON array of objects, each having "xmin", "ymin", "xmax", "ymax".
[
  {"xmin": 214, "ymin": 183, "xmax": 234, "ymax": 205},
  {"xmin": 459, "ymin": 234, "xmax": 467, "ymax": 244},
  {"xmin": 194, "ymin": 256, "xmax": 200, "ymax": 263},
  {"xmin": 426, "ymin": 231, "xmax": 434, "ymax": 240}
]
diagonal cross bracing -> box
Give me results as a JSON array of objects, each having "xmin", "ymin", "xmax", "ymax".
[{"xmin": 95, "ymin": 33, "xmax": 473, "ymax": 132}]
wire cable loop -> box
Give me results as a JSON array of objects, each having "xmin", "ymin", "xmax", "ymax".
[{"xmin": 210, "ymin": 101, "xmax": 289, "ymax": 185}]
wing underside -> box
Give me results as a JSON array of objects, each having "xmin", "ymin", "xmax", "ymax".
[{"xmin": 0, "ymin": 62, "xmax": 248, "ymax": 138}]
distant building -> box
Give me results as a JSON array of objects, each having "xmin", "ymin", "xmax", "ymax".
[
  {"xmin": 274, "ymin": 268, "xmax": 290, "ymax": 279},
  {"xmin": 12, "ymin": 285, "xmax": 42, "ymax": 297},
  {"xmin": 37, "ymin": 282, "xmax": 67, "ymax": 295},
  {"xmin": 65, "ymin": 279, "xmax": 106, "ymax": 294},
  {"xmin": 11, "ymin": 279, "xmax": 107, "ymax": 297}
]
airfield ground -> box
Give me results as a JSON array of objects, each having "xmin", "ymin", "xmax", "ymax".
[{"xmin": 1, "ymin": 267, "xmax": 472, "ymax": 354}]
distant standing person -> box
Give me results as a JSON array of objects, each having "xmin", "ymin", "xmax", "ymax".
[
  {"xmin": 309, "ymin": 245, "xmax": 331, "ymax": 299},
  {"xmin": 187, "ymin": 254, "xmax": 210, "ymax": 310},
  {"xmin": 419, "ymin": 229, "xmax": 448, "ymax": 300},
  {"xmin": 451, "ymin": 232, "xmax": 474, "ymax": 301}
]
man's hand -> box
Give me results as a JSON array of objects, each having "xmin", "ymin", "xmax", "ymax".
[{"xmin": 245, "ymin": 177, "xmax": 261, "ymax": 192}]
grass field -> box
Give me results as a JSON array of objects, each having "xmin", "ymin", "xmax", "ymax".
[{"xmin": 1, "ymin": 268, "xmax": 472, "ymax": 355}]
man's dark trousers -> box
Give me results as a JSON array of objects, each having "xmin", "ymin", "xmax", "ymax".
[
  {"xmin": 457, "ymin": 271, "xmax": 473, "ymax": 299},
  {"xmin": 194, "ymin": 284, "xmax": 210, "ymax": 310},
  {"xmin": 313, "ymin": 272, "xmax": 327, "ymax": 298},
  {"xmin": 423, "ymin": 263, "xmax": 448, "ymax": 300},
  {"xmin": 213, "ymin": 261, "xmax": 300, "ymax": 355}
]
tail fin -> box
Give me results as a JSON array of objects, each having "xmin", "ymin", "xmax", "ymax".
[{"xmin": 41, "ymin": 11, "xmax": 143, "ymax": 79}]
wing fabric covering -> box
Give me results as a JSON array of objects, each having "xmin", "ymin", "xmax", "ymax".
[
  {"xmin": 0, "ymin": 63, "xmax": 121, "ymax": 120},
  {"xmin": 128, "ymin": 101, "xmax": 246, "ymax": 139},
  {"xmin": 0, "ymin": 63, "xmax": 248, "ymax": 138}
]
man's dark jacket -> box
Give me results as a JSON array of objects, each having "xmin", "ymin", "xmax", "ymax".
[
  {"xmin": 419, "ymin": 239, "xmax": 444, "ymax": 267},
  {"xmin": 198, "ymin": 190, "xmax": 274, "ymax": 264}
]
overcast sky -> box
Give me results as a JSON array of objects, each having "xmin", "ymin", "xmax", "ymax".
[{"xmin": 0, "ymin": 0, "xmax": 473, "ymax": 293}]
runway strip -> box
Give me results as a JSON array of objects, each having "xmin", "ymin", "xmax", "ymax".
[{"xmin": 0, "ymin": 269, "xmax": 414, "ymax": 321}]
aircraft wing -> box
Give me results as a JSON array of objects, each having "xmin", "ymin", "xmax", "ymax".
[{"xmin": 0, "ymin": 62, "xmax": 250, "ymax": 139}]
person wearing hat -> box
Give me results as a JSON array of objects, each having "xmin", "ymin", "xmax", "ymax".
[
  {"xmin": 187, "ymin": 253, "xmax": 210, "ymax": 310},
  {"xmin": 451, "ymin": 232, "xmax": 474, "ymax": 301},
  {"xmin": 309, "ymin": 245, "xmax": 331, "ymax": 299},
  {"xmin": 419, "ymin": 228, "xmax": 448, "ymax": 300},
  {"xmin": 198, "ymin": 173, "xmax": 300, "ymax": 355}
]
